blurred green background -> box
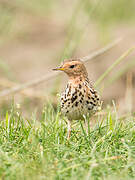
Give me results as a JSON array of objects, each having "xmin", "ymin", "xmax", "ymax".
[{"xmin": 0, "ymin": 0, "xmax": 135, "ymax": 115}]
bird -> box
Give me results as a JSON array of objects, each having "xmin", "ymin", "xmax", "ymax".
[{"xmin": 53, "ymin": 59, "xmax": 101, "ymax": 139}]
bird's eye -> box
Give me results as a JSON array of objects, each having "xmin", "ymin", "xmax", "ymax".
[{"xmin": 70, "ymin": 65, "xmax": 75, "ymax": 68}]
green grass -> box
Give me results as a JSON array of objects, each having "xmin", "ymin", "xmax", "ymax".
[
  {"xmin": 0, "ymin": 104, "xmax": 134, "ymax": 180},
  {"xmin": 0, "ymin": 1, "xmax": 135, "ymax": 179}
]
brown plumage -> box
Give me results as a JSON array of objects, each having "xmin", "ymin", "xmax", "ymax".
[{"xmin": 53, "ymin": 58, "xmax": 101, "ymax": 139}]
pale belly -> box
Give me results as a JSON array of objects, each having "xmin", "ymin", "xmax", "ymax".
[{"xmin": 63, "ymin": 105, "xmax": 91, "ymax": 120}]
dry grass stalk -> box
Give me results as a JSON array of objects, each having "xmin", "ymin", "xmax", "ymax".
[{"xmin": 0, "ymin": 38, "xmax": 122, "ymax": 98}]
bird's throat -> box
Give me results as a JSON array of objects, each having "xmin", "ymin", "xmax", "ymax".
[{"xmin": 68, "ymin": 75, "xmax": 89, "ymax": 86}]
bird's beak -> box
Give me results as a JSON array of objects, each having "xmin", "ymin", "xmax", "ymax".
[{"xmin": 52, "ymin": 67, "xmax": 65, "ymax": 71}]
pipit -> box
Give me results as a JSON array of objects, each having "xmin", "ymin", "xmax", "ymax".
[{"xmin": 53, "ymin": 59, "xmax": 101, "ymax": 139}]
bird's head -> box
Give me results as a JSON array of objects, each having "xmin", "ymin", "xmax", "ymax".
[{"xmin": 53, "ymin": 59, "xmax": 88, "ymax": 78}]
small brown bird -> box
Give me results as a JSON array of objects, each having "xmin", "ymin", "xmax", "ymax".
[{"xmin": 53, "ymin": 59, "xmax": 101, "ymax": 139}]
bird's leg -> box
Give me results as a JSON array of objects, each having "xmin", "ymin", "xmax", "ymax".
[
  {"xmin": 84, "ymin": 118, "xmax": 88, "ymax": 135},
  {"xmin": 67, "ymin": 120, "xmax": 71, "ymax": 140},
  {"xmin": 83, "ymin": 115, "xmax": 88, "ymax": 135},
  {"xmin": 83, "ymin": 114, "xmax": 90, "ymax": 135},
  {"xmin": 87, "ymin": 116, "xmax": 90, "ymax": 135}
]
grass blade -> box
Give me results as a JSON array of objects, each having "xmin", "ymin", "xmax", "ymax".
[{"xmin": 95, "ymin": 46, "xmax": 135, "ymax": 87}]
